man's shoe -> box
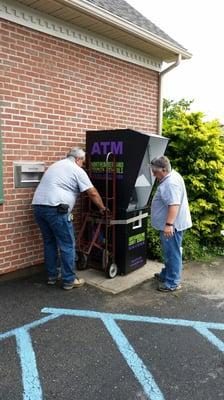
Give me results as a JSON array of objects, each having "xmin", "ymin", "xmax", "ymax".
[
  {"xmin": 47, "ymin": 277, "xmax": 57, "ymax": 285},
  {"xmin": 154, "ymin": 273, "xmax": 165, "ymax": 282},
  {"xmin": 157, "ymin": 283, "xmax": 182, "ymax": 292},
  {"xmin": 47, "ymin": 273, "xmax": 61, "ymax": 285},
  {"xmin": 62, "ymin": 278, "xmax": 85, "ymax": 290}
]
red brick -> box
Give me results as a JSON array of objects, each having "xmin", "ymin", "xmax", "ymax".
[{"xmin": 0, "ymin": 20, "xmax": 159, "ymax": 274}]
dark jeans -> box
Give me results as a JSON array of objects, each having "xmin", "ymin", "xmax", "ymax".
[{"xmin": 33, "ymin": 205, "xmax": 76, "ymax": 284}]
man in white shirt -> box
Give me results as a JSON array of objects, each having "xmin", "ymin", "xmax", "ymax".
[
  {"xmin": 150, "ymin": 156, "xmax": 192, "ymax": 292},
  {"xmin": 32, "ymin": 148, "xmax": 106, "ymax": 290}
]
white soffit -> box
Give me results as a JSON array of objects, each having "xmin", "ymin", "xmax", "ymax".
[{"xmin": 0, "ymin": 0, "xmax": 163, "ymax": 71}]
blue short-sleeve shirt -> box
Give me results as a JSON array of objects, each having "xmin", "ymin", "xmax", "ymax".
[{"xmin": 151, "ymin": 170, "xmax": 192, "ymax": 231}]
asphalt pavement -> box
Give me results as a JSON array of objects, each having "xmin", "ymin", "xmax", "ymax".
[{"xmin": 0, "ymin": 263, "xmax": 224, "ymax": 400}]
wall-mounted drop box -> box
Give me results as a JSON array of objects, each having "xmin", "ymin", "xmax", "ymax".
[{"xmin": 14, "ymin": 162, "xmax": 45, "ymax": 188}]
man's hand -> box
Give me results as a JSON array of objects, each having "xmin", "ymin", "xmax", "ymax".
[
  {"xmin": 99, "ymin": 207, "xmax": 110, "ymax": 215},
  {"xmin": 163, "ymin": 225, "xmax": 174, "ymax": 238}
]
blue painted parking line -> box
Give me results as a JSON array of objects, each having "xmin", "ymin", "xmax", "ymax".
[
  {"xmin": 0, "ymin": 308, "xmax": 224, "ymax": 400},
  {"xmin": 16, "ymin": 328, "xmax": 43, "ymax": 400},
  {"xmin": 194, "ymin": 326, "xmax": 224, "ymax": 352},
  {"xmin": 0, "ymin": 314, "xmax": 60, "ymax": 400},
  {"xmin": 0, "ymin": 314, "xmax": 59, "ymax": 341},
  {"xmin": 101, "ymin": 315, "xmax": 164, "ymax": 400},
  {"xmin": 42, "ymin": 308, "xmax": 224, "ymax": 330}
]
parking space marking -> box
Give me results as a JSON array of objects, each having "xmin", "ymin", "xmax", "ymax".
[
  {"xmin": 16, "ymin": 328, "xmax": 43, "ymax": 400},
  {"xmin": 0, "ymin": 314, "xmax": 59, "ymax": 341},
  {"xmin": 0, "ymin": 314, "xmax": 59, "ymax": 400},
  {"xmin": 42, "ymin": 308, "xmax": 224, "ymax": 353},
  {"xmin": 101, "ymin": 315, "xmax": 164, "ymax": 400},
  {"xmin": 0, "ymin": 308, "xmax": 224, "ymax": 400},
  {"xmin": 194, "ymin": 326, "xmax": 224, "ymax": 352}
]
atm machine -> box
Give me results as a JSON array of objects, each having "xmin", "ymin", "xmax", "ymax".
[{"xmin": 78, "ymin": 129, "xmax": 168, "ymax": 277}]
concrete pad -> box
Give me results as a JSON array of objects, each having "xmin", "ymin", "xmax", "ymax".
[{"xmin": 78, "ymin": 260, "xmax": 163, "ymax": 294}]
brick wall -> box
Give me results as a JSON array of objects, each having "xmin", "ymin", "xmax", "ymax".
[{"xmin": 0, "ymin": 19, "xmax": 159, "ymax": 274}]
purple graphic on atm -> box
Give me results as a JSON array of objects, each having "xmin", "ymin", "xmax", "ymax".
[
  {"xmin": 90, "ymin": 141, "xmax": 124, "ymax": 178},
  {"xmin": 91, "ymin": 141, "xmax": 123, "ymax": 155}
]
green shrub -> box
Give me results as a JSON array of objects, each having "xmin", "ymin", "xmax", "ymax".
[
  {"xmin": 182, "ymin": 230, "xmax": 208, "ymax": 261},
  {"xmin": 162, "ymin": 99, "xmax": 224, "ymax": 246},
  {"xmin": 146, "ymin": 218, "xmax": 162, "ymax": 261},
  {"xmin": 183, "ymin": 230, "xmax": 224, "ymax": 261}
]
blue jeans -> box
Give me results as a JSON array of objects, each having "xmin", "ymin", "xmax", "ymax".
[
  {"xmin": 159, "ymin": 230, "xmax": 184, "ymax": 289},
  {"xmin": 33, "ymin": 205, "xmax": 76, "ymax": 284}
]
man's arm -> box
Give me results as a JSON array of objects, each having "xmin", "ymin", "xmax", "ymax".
[
  {"xmin": 85, "ymin": 187, "xmax": 106, "ymax": 213},
  {"xmin": 164, "ymin": 204, "xmax": 180, "ymax": 237},
  {"xmin": 166, "ymin": 204, "xmax": 180, "ymax": 225}
]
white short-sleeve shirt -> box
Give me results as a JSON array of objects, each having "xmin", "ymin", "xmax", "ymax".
[{"xmin": 32, "ymin": 158, "xmax": 93, "ymax": 212}]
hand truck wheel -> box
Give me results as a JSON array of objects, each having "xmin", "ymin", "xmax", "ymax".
[
  {"xmin": 102, "ymin": 250, "xmax": 118, "ymax": 278},
  {"xmin": 76, "ymin": 251, "xmax": 88, "ymax": 270},
  {"xmin": 106, "ymin": 262, "xmax": 118, "ymax": 279}
]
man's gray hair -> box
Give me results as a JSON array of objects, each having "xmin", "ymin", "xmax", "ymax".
[
  {"xmin": 67, "ymin": 147, "xmax": 85, "ymax": 159},
  {"xmin": 150, "ymin": 156, "xmax": 171, "ymax": 172}
]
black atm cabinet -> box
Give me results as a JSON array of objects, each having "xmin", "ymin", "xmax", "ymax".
[
  {"xmin": 86, "ymin": 129, "xmax": 169, "ymax": 275},
  {"xmin": 114, "ymin": 209, "xmax": 148, "ymax": 274}
]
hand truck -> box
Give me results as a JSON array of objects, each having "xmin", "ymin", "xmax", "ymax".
[{"xmin": 76, "ymin": 152, "xmax": 118, "ymax": 278}]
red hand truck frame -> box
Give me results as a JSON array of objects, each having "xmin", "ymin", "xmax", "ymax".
[{"xmin": 76, "ymin": 152, "xmax": 118, "ymax": 278}]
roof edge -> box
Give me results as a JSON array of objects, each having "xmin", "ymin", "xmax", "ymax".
[{"xmin": 59, "ymin": 0, "xmax": 192, "ymax": 59}]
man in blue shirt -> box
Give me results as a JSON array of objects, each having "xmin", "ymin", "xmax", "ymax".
[
  {"xmin": 32, "ymin": 148, "xmax": 107, "ymax": 290},
  {"xmin": 150, "ymin": 156, "xmax": 192, "ymax": 291}
]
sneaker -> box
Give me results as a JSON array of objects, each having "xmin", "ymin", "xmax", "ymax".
[
  {"xmin": 62, "ymin": 278, "xmax": 85, "ymax": 290},
  {"xmin": 153, "ymin": 273, "xmax": 165, "ymax": 282},
  {"xmin": 47, "ymin": 277, "xmax": 57, "ymax": 285},
  {"xmin": 47, "ymin": 273, "xmax": 61, "ymax": 285},
  {"xmin": 157, "ymin": 283, "xmax": 182, "ymax": 292}
]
